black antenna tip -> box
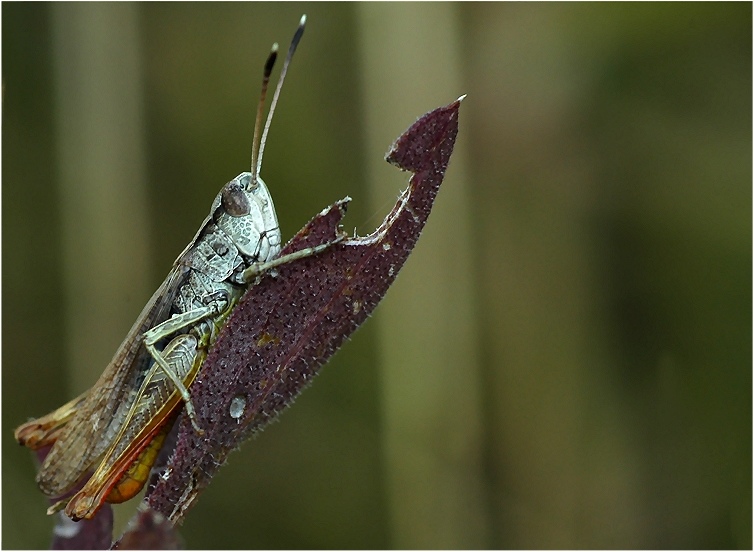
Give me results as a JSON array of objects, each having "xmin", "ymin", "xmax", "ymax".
[
  {"xmin": 253, "ymin": 15, "xmax": 307, "ymax": 179},
  {"xmin": 264, "ymin": 44, "xmax": 279, "ymax": 78},
  {"xmin": 290, "ymin": 15, "xmax": 306, "ymax": 51}
]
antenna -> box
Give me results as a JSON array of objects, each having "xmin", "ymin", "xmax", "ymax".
[
  {"xmin": 252, "ymin": 14, "xmax": 307, "ymax": 184},
  {"xmin": 249, "ymin": 43, "xmax": 279, "ymax": 188}
]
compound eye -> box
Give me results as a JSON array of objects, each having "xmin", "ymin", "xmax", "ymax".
[{"xmin": 221, "ymin": 180, "xmax": 251, "ymax": 217}]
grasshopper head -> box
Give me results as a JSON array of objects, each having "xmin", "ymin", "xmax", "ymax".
[
  {"xmin": 213, "ymin": 15, "xmax": 306, "ymax": 265},
  {"xmin": 214, "ymin": 172, "xmax": 282, "ymax": 262}
]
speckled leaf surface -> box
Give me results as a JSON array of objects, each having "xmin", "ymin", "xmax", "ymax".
[{"xmin": 142, "ymin": 97, "xmax": 463, "ymax": 527}]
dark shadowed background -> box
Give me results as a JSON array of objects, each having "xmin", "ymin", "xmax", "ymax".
[{"xmin": 3, "ymin": 3, "xmax": 751, "ymax": 549}]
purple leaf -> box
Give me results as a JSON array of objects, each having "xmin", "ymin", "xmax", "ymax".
[
  {"xmin": 51, "ymin": 508, "xmax": 113, "ymax": 551},
  {"xmin": 145, "ymin": 96, "xmax": 464, "ymax": 525},
  {"xmin": 28, "ymin": 447, "xmax": 114, "ymax": 550},
  {"xmin": 114, "ymin": 505, "xmax": 182, "ymax": 550}
]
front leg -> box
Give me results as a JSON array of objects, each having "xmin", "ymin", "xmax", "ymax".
[{"xmin": 241, "ymin": 235, "xmax": 345, "ymax": 283}]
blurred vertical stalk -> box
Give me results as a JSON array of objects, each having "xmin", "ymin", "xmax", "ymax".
[
  {"xmin": 51, "ymin": 4, "xmax": 151, "ymax": 393},
  {"xmin": 356, "ymin": 5, "xmax": 490, "ymax": 548}
]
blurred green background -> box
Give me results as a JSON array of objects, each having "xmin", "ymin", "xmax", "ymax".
[{"xmin": 3, "ymin": 3, "xmax": 751, "ymax": 549}]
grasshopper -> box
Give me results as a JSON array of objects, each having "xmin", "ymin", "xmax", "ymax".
[{"xmin": 15, "ymin": 15, "xmax": 335, "ymax": 521}]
